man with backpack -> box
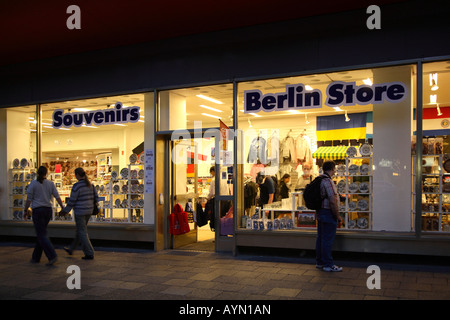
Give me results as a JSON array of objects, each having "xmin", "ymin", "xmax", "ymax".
[{"xmin": 314, "ymin": 160, "xmax": 343, "ymax": 272}]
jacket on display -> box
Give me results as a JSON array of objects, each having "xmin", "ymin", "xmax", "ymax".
[
  {"xmin": 247, "ymin": 136, "xmax": 267, "ymax": 164},
  {"xmin": 169, "ymin": 203, "xmax": 190, "ymax": 235},
  {"xmin": 280, "ymin": 136, "xmax": 295, "ymax": 162},
  {"xmin": 295, "ymin": 134, "xmax": 312, "ymax": 165}
]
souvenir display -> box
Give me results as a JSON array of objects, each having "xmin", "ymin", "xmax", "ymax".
[
  {"xmin": 138, "ymin": 153, "xmax": 144, "ymax": 163},
  {"xmin": 12, "ymin": 158, "xmax": 19, "ymax": 168},
  {"xmin": 131, "ymin": 199, "xmax": 138, "ymax": 207},
  {"xmin": 336, "ymin": 164, "xmax": 346, "ymax": 175},
  {"xmin": 20, "ymin": 158, "xmax": 28, "ymax": 168},
  {"xmin": 348, "ymin": 201, "xmax": 357, "ymax": 210},
  {"xmin": 131, "ymin": 184, "xmax": 138, "ymax": 193},
  {"xmin": 138, "ymin": 199, "xmax": 144, "ymax": 207},
  {"xmin": 357, "ymin": 217, "xmax": 369, "ymax": 229},
  {"xmin": 113, "ymin": 184, "xmax": 120, "ymax": 193},
  {"xmin": 131, "ymin": 169, "xmax": 137, "ymax": 179},
  {"xmin": 111, "ymin": 171, "xmax": 118, "ymax": 180},
  {"xmin": 138, "ymin": 169, "xmax": 144, "ymax": 179},
  {"xmin": 358, "ymin": 199, "xmax": 369, "ymax": 211},
  {"xmin": 115, "ymin": 199, "xmax": 121, "ymax": 207},
  {"xmin": 359, "ymin": 143, "xmax": 372, "ymax": 156},
  {"xmin": 359, "ymin": 182, "xmax": 369, "ymax": 193},
  {"xmin": 346, "ymin": 146, "xmax": 357, "ymax": 157},
  {"xmin": 360, "ymin": 164, "xmax": 369, "ymax": 175},
  {"xmin": 348, "ymin": 219, "xmax": 356, "ymax": 229},
  {"xmin": 120, "ymin": 167, "xmax": 128, "ymax": 179},
  {"xmin": 337, "ymin": 180, "xmax": 346, "ymax": 193},
  {"xmin": 348, "ymin": 164, "xmax": 358, "ymax": 175},
  {"xmin": 129, "ymin": 153, "xmax": 138, "ymax": 164},
  {"xmin": 138, "ymin": 184, "xmax": 144, "ymax": 193},
  {"xmin": 348, "ymin": 182, "xmax": 359, "ymax": 193},
  {"xmin": 122, "ymin": 185, "xmax": 128, "ymax": 194}
]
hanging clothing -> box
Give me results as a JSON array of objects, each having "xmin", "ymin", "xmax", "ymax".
[
  {"xmin": 247, "ymin": 136, "xmax": 267, "ymax": 164},
  {"xmin": 196, "ymin": 201, "xmax": 208, "ymax": 227},
  {"xmin": 295, "ymin": 134, "xmax": 312, "ymax": 165},
  {"xmin": 244, "ymin": 181, "xmax": 258, "ymax": 210},
  {"xmin": 280, "ymin": 136, "xmax": 295, "ymax": 162},
  {"xmin": 267, "ymin": 130, "xmax": 279, "ymax": 165}
]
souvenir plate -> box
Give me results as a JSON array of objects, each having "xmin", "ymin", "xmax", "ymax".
[
  {"xmin": 20, "ymin": 158, "xmax": 28, "ymax": 168},
  {"xmin": 13, "ymin": 173, "xmax": 18, "ymax": 181},
  {"xmin": 348, "ymin": 164, "xmax": 358, "ymax": 175},
  {"xmin": 359, "ymin": 182, "xmax": 369, "ymax": 193},
  {"xmin": 346, "ymin": 146, "xmax": 357, "ymax": 157},
  {"xmin": 337, "ymin": 180, "xmax": 346, "ymax": 193},
  {"xmin": 138, "ymin": 184, "xmax": 144, "ymax": 193},
  {"xmin": 12, "ymin": 158, "xmax": 19, "ymax": 168},
  {"xmin": 113, "ymin": 184, "xmax": 120, "ymax": 193},
  {"xmin": 131, "ymin": 184, "xmax": 138, "ymax": 193},
  {"xmin": 111, "ymin": 171, "xmax": 118, "ymax": 180},
  {"xmin": 129, "ymin": 153, "xmax": 137, "ymax": 164},
  {"xmin": 120, "ymin": 168, "xmax": 128, "ymax": 179},
  {"xmin": 130, "ymin": 170, "xmax": 137, "ymax": 179},
  {"xmin": 138, "ymin": 169, "xmax": 144, "ymax": 179},
  {"xmin": 358, "ymin": 199, "xmax": 369, "ymax": 211},
  {"xmin": 357, "ymin": 217, "xmax": 369, "ymax": 229},
  {"xmin": 131, "ymin": 199, "xmax": 138, "ymax": 207},
  {"xmin": 348, "ymin": 201, "xmax": 357, "ymax": 210},
  {"xmin": 30, "ymin": 172, "xmax": 36, "ymax": 180},
  {"xmin": 348, "ymin": 182, "xmax": 359, "ymax": 193},
  {"xmin": 336, "ymin": 164, "xmax": 346, "ymax": 175},
  {"xmin": 360, "ymin": 164, "xmax": 369, "ymax": 175},
  {"xmin": 359, "ymin": 143, "xmax": 372, "ymax": 156},
  {"xmin": 121, "ymin": 199, "xmax": 128, "ymax": 207},
  {"xmin": 122, "ymin": 185, "xmax": 128, "ymax": 194},
  {"xmin": 138, "ymin": 199, "xmax": 144, "ymax": 207},
  {"xmin": 138, "ymin": 153, "xmax": 144, "ymax": 164},
  {"xmin": 348, "ymin": 219, "xmax": 356, "ymax": 229},
  {"xmin": 115, "ymin": 199, "xmax": 121, "ymax": 207}
]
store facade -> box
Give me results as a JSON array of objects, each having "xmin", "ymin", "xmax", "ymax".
[{"xmin": 1, "ymin": 2, "xmax": 450, "ymax": 256}]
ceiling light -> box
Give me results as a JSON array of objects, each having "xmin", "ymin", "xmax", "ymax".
[
  {"xmin": 196, "ymin": 95, "xmax": 224, "ymax": 104},
  {"xmin": 305, "ymin": 85, "xmax": 313, "ymax": 91},
  {"xmin": 81, "ymin": 125, "xmax": 98, "ymax": 128},
  {"xmin": 363, "ymin": 78, "xmax": 373, "ymax": 86},
  {"xmin": 248, "ymin": 119, "xmax": 252, "ymax": 128},
  {"xmin": 201, "ymin": 113, "xmax": 222, "ymax": 119},
  {"xmin": 73, "ymin": 108, "xmax": 91, "ymax": 112},
  {"xmin": 199, "ymin": 105, "xmax": 223, "ymax": 112},
  {"xmin": 250, "ymin": 113, "xmax": 262, "ymax": 117},
  {"xmin": 431, "ymin": 80, "xmax": 439, "ymax": 91},
  {"xmin": 333, "ymin": 107, "xmax": 343, "ymax": 112},
  {"xmin": 305, "ymin": 114, "xmax": 310, "ymax": 124},
  {"xmin": 429, "ymin": 73, "xmax": 438, "ymax": 88},
  {"xmin": 345, "ymin": 110, "xmax": 350, "ymax": 122},
  {"xmin": 114, "ymin": 124, "xmax": 127, "ymax": 126}
]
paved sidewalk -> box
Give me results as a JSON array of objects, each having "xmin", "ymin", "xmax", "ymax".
[{"xmin": 0, "ymin": 243, "xmax": 449, "ymax": 301}]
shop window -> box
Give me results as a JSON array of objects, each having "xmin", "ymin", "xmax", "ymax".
[
  {"xmin": 419, "ymin": 60, "xmax": 450, "ymax": 232},
  {"xmin": 237, "ymin": 65, "xmax": 415, "ymax": 233},
  {"xmin": 158, "ymin": 83, "xmax": 233, "ymax": 131},
  {"xmin": 4, "ymin": 93, "xmax": 151, "ymax": 224}
]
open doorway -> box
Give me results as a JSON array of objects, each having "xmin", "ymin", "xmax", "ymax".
[{"xmin": 169, "ymin": 136, "xmax": 216, "ymax": 251}]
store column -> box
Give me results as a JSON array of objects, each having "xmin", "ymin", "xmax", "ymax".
[
  {"xmin": 144, "ymin": 92, "xmax": 155, "ymax": 225},
  {"xmin": 372, "ymin": 65, "xmax": 413, "ymax": 231}
]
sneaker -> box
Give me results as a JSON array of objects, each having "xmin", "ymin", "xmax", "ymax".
[
  {"xmin": 322, "ymin": 265, "xmax": 342, "ymax": 272},
  {"xmin": 46, "ymin": 257, "xmax": 58, "ymax": 266}
]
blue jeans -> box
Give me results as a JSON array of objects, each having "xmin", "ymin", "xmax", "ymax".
[
  {"xmin": 316, "ymin": 208, "xmax": 337, "ymax": 268},
  {"xmin": 69, "ymin": 214, "xmax": 94, "ymax": 257},
  {"xmin": 32, "ymin": 207, "xmax": 57, "ymax": 262}
]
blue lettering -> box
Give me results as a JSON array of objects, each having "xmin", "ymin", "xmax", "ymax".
[
  {"xmin": 245, "ymin": 91, "xmax": 262, "ymax": 112},
  {"xmin": 129, "ymin": 107, "xmax": 140, "ymax": 122},
  {"xmin": 326, "ymin": 83, "xmax": 344, "ymax": 106},
  {"xmin": 52, "ymin": 110, "xmax": 64, "ymax": 128},
  {"xmin": 93, "ymin": 111, "xmax": 104, "ymax": 124},
  {"xmin": 73, "ymin": 113, "xmax": 83, "ymax": 126},
  {"xmin": 387, "ymin": 84, "xmax": 405, "ymax": 101},
  {"xmin": 262, "ymin": 95, "xmax": 276, "ymax": 110}
]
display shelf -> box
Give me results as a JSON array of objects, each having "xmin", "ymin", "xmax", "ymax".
[
  {"xmin": 412, "ymin": 154, "xmax": 450, "ymax": 232},
  {"xmin": 335, "ymin": 155, "xmax": 372, "ymax": 230},
  {"xmin": 96, "ymin": 162, "xmax": 145, "ymax": 223},
  {"xmin": 8, "ymin": 167, "xmax": 35, "ymax": 221}
]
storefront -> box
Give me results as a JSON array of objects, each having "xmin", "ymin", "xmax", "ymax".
[{"xmin": 1, "ymin": 2, "xmax": 449, "ymax": 256}]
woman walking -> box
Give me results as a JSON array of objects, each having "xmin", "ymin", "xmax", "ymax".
[
  {"xmin": 24, "ymin": 166, "xmax": 64, "ymax": 265},
  {"xmin": 60, "ymin": 167, "xmax": 98, "ymax": 260}
]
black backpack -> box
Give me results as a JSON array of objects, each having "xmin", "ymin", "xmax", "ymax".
[{"xmin": 303, "ymin": 176, "xmax": 327, "ymax": 210}]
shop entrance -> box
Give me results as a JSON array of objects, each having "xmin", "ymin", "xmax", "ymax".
[
  {"xmin": 170, "ymin": 137, "xmax": 215, "ymax": 251},
  {"xmin": 155, "ymin": 132, "xmax": 235, "ymax": 253}
]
